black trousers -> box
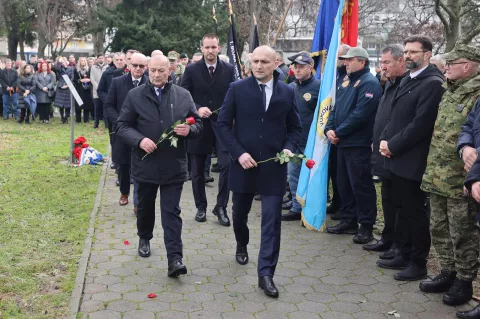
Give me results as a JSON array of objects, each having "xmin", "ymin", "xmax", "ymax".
[
  {"xmin": 391, "ymin": 174, "xmax": 430, "ymax": 267},
  {"xmin": 75, "ymin": 108, "xmax": 91, "ymax": 123},
  {"xmin": 137, "ymin": 181, "xmax": 184, "ymax": 263},
  {"xmin": 37, "ymin": 103, "xmax": 50, "ymax": 121},
  {"xmin": 107, "ymin": 120, "xmax": 115, "ymax": 156},
  {"xmin": 19, "ymin": 108, "xmax": 31, "ymax": 122},
  {"xmin": 93, "ymin": 98, "xmax": 105, "ymax": 125},
  {"xmin": 59, "ymin": 108, "xmax": 70, "ymax": 122},
  {"xmin": 328, "ymin": 144, "xmax": 341, "ymax": 210},
  {"xmin": 118, "ymin": 164, "xmax": 131, "ymax": 196},
  {"xmin": 336, "ymin": 147, "xmax": 377, "ymax": 226},
  {"xmin": 232, "ymin": 192, "xmax": 283, "ymax": 277},
  {"xmin": 190, "ymin": 149, "xmax": 229, "ymax": 210}
]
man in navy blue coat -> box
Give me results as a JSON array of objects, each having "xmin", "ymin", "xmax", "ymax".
[
  {"xmin": 217, "ymin": 46, "xmax": 302, "ymax": 298},
  {"xmin": 105, "ymin": 53, "xmax": 148, "ymax": 211}
]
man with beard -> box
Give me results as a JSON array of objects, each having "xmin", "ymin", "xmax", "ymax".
[
  {"xmin": 377, "ymin": 35, "xmax": 445, "ymax": 281},
  {"xmin": 421, "ymin": 44, "xmax": 480, "ymax": 307}
]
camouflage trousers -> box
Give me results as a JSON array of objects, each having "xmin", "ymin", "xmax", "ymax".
[{"xmin": 430, "ymin": 193, "xmax": 480, "ymax": 280}]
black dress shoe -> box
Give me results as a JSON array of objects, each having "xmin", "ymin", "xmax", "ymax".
[
  {"xmin": 205, "ymin": 174, "xmax": 214, "ymax": 183},
  {"xmin": 236, "ymin": 245, "xmax": 248, "ymax": 265},
  {"xmin": 212, "ymin": 206, "xmax": 230, "ymax": 226},
  {"xmin": 93, "ymin": 123, "xmax": 99, "ymax": 128},
  {"xmin": 282, "ymin": 201, "xmax": 292, "ymax": 210},
  {"xmin": 379, "ymin": 247, "xmax": 398, "ymax": 260},
  {"xmin": 377, "ymin": 255, "xmax": 409, "ymax": 270},
  {"xmin": 394, "ymin": 263, "xmax": 427, "ymax": 281},
  {"xmin": 363, "ymin": 238, "xmax": 392, "ymax": 252},
  {"xmin": 353, "ymin": 225, "xmax": 373, "ymax": 244},
  {"xmin": 187, "ymin": 172, "xmax": 192, "ymax": 180},
  {"xmin": 168, "ymin": 260, "xmax": 187, "ymax": 277},
  {"xmin": 457, "ymin": 304, "xmax": 480, "ymax": 319},
  {"xmin": 443, "ymin": 278, "xmax": 473, "ymax": 306},
  {"xmin": 281, "ymin": 210, "xmax": 301, "ymax": 221},
  {"xmin": 326, "ymin": 220, "xmax": 358, "ymax": 235},
  {"xmin": 326, "ymin": 204, "xmax": 338, "ymax": 215},
  {"xmin": 195, "ymin": 209, "xmax": 207, "ymax": 222},
  {"xmin": 138, "ymin": 238, "xmax": 151, "ymax": 257},
  {"xmin": 254, "ymin": 194, "xmax": 261, "ymax": 201},
  {"xmin": 110, "ymin": 162, "xmax": 116, "ymax": 169},
  {"xmin": 115, "ymin": 179, "xmax": 119, "ymax": 186},
  {"xmin": 258, "ymin": 276, "xmax": 279, "ymax": 298},
  {"xmin": 211, "ymin": 163, "xmax": 220, "ymax": 173},
  {"xmin": 130, "ymin": 178, "xmax": 134, "ymax": 184},
  {"xmin": 419, "ymin": 269, "xmax": 456, "ymax": 293}
]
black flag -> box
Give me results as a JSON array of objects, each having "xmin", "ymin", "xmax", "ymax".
[
  {"xmin": 227, "ymin": 0, "xmax": 242, "ymax": 80},
  {"xmin": 250, "ymin": 13, "xmax": 259, "ymax": 52}
]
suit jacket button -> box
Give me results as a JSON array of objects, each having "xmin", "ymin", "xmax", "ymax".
[
  {"xmin": 209, "ymin": 100, "xmax": 212, "ymax": 103},
  {"xmin": 260, "ymin": 136, "xmax": 262, "ymax": 139},
  {"xmin": 160, "ymin": 120, "xmax": 163, "ymax": 123}
]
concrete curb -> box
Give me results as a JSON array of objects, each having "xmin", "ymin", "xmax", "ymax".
[{"xmin": 68, "ymin": 156, "xmax": 110, "ymax": 319}]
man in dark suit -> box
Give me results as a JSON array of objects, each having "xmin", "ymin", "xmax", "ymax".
[
  {"xmin": 105, "ymin": 53, "xmax": 148, "ymax": 211},
  {"xmin": 217, "ymin": 45, "xmax": 302, "ymax": 298},
  {"xmin": 116, "ymin": 54, "xmax": 203, "ymax": 277},
  {"xmin": 181, "ymin": 33, "xmax": 236, "ymax": 226}
]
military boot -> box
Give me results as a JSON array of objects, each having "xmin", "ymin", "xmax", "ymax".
[
  {"xmin": 443, "ymin": 278, "xmax": 473, "ymax": 306},
  {"xmin": 419, "ymin": 269, "xmax": 456, "ymax": 293}
]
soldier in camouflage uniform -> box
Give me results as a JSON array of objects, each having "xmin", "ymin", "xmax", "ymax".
[
  {"xmin": 421, "ymin": 43, "xmax": 480, "ymax": 307},
  {"xmin": 167, "ymin": 51, "xmax": 185, "ymax": 85}
]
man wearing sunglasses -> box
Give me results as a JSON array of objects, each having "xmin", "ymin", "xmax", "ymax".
[
  {"xmin": 421, "ymin": 43, "xmax": 480, "ymax": 309},
  {"xmin": 105, "ymin": 53, "xmax": 149, "ymax": 213}
]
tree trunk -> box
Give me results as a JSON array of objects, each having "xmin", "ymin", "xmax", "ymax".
[
  {"xmin": 37, "ymin": 37, "xmax": 48, "ymax": 59},
  {"xmin": 93, "ymin": 31, "xmax": 105, "ymax": 53},
  {"xmin": 7, "ymin": 34, "xmax": 19, "ymax": 60},
  {"xmin": 444, "ymin": 0, "xmax": 462, "ymax": 52},
  {"xmin": 19, "ymin": 33, "xmax": 25, "ymax": 61}
]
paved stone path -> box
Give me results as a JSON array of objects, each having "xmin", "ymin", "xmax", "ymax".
[{"xmin": 77, "ymin": 162, "xmax": 470, "ymax": 319}]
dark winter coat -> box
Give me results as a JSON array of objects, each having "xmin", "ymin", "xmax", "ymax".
[
  {"xmin": 116, "ymin": 82, "xmax": 203, "ymax": 185},
  {"xmin": 97, "ymin": 65, "xmax": 117, "ymax": 103},
  {"xmin": 54, "ymin": 66, "xmax": 74, "ymax": 109},
  {"xmin": 73, "ymin": 68, "xmax": 94, "ymax": 110},
  {"xmin": 0, "ymin": 68, "xmax": 19, "ymax": 94},
  {"xmin": 35, "ymin": 72, "xmax": 55, "ymax": 104},
  {"xmin": 18, "ymin": 74, "xmax": 36, "ymax": 109}
]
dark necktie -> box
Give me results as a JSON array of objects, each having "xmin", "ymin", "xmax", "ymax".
[
  {"xmin": 209, "ymin": 66, "xmax": 214, "ymax": 80},
  {"xmin": 133, "ymin": 80, "xmax": 139, "ymax": 87},
  {"xmin": 156, "ymin": 88, "xmax": 162, "ymax": 103},
  {"xmin": 259, "ymin": 84, "xmax": 266, "ymax": 111}
]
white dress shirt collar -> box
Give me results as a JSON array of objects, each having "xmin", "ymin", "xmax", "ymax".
[{"xmin": 409, "ymin": 65, "xmax": 429, "ymax": 78}]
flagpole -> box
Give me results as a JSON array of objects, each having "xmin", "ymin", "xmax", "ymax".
[{"xmin": 271, "ymin": 0, "xmax": 294, "ymax": 47}]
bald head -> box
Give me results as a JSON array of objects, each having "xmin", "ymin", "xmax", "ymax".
[
  {"xmin": 151, "ymin": 50, "xmax": 164, "ymax": 57},
  {"xmin": 337, "ymin": 44, "xmax": 351, "ymax": 68},
  {"xmin": 149, "ymin": 55, "xmax": 170, "ymax": 88},
  {"xmin": 251, "ymin": 46, "xmax": 277, "ymax": 83},
  {"xmin": 130, "ymin": 53, "xmax": 148, "ymax": 79}
]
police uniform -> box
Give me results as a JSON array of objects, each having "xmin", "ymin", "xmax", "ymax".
[
  {"xmin": 282, "ymin": 52, "xmax": 320, "ymax": 221},
  {"xmin": 420, "ymin": 44, "xmax": 480, "ymax": 305}
]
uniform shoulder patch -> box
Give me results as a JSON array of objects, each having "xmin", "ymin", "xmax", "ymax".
[
  {"xmin": 342, "ymin": 80, "xmax": 350, "ymax": 88},
  {"xmin": 354, "ymin": 80, "xmax": 361, "ymax": 87}
]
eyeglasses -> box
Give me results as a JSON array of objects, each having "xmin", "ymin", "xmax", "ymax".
[
  {"xmin": 403, "ymin": 50, "xmax": 426, "ymax": 55},
  {"xmin": 446, "ymin": 61, "xmax": 468, "ymax": 67},
  {"xmin": 131, "ymin": 64, "xmax": 146, "ymax": 69}
]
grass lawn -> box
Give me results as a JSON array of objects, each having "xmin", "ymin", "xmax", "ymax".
[{"xmin": 0, "ymin": 117, "xmax": 109, "ymax": 318}]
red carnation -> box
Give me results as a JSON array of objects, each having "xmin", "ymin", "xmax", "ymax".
[
  {"xmin": 82, "ymin": 143, "xmax": 90, "ymax": 148},
  {"xmin": 288, "ymin": 69, "xmax": 294, "ymax": 76},
  {"xmin": 186, "ymin": 117, "xmax": 195, "ymax": 125},
  {"xmin": 125, "ymin": 67, "xmax": 130, "ymax": 73},
  {"xmin": 76, "ymin": 136, "xmax": 86, "ymax": 144},
  {"xmin": 306, "ymin": 159, "xmax": 315, "ymax": 169}
]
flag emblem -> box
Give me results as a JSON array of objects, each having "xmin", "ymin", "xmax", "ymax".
[{"xmin": 365, "ymin": 93, "xmax": 373, "ymax": 98}]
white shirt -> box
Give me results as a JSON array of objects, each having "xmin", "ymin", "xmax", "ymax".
[
  {"xmin": 205, "ymin": 60, "xmax": 217, "ymax": 73},
  {"xmin": 256, "ymin": 78, "xmax": 274, "ymax": 111},
  {"xmin": 409, "ymin": 65, "xmax": 428, "ymax": 78}
]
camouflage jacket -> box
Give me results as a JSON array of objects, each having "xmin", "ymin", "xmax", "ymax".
[{"xmin": 422, "ymin": 72, "xmax": 480, "ymax": 199}]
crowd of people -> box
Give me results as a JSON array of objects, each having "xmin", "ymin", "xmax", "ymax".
[{"xmin": 4, "ymin": 31, "xmax": 480, "ymax": 317}]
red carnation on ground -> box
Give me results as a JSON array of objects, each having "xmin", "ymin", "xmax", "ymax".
[
  {"xmin": 82, "ymin": 143, "xmax": 90, "ymax": 149},
  {"xmin": 147, "ymin": 293, "xmax": 157, "ymax": 298}
]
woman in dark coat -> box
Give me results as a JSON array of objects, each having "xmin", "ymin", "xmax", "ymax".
[
  {"xmin": 54, "ymin": 58, "xmax": 74, "ymax": 124},
  {"xmin": 35, "ymin": 61, "xmax": 55, "ymax": 123},
  {"xmin": 18, "ymin": 64, "xmax": 36, "ymax": 124},
  {"xmin": 73, "ymin": 57, "xmax": 94, "ymax": 123}
]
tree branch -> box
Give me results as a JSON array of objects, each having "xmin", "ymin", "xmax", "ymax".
[
  {"xmin": 434, "ymin": 0, "xmax": 450, "ymax": 33},
  {"xmin": 438, "ymin": 0, "xmax": 457, "ymax": 18},
  {"xmin": 461, "ymin": 23, "xmax": 480, "ymax": 44}
]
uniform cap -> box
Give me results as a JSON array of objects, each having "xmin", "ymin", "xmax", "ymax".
[
  {"xmin": 339, "ymin": 47, "xmax": 369, "ymax": 60},
  {"xmin": 288, "ymin": 52, "xmax": 314, "ymax": 66},
  {"xmin": 442, "ymin": 43, "xmax": 480, "ymax": 63}
]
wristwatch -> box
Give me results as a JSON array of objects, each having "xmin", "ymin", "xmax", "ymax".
[{"xmin": 459, "ymin": 145, "xmax": 469, "ymax": 159}]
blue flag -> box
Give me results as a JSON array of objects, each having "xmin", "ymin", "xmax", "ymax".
[
  {"xmin": 297, "ymin": 0, "xmax": 345, "ymax": 231},
  {"xmin": 311, "ymin": 0, "xmax": 339, "ymax": 79}
]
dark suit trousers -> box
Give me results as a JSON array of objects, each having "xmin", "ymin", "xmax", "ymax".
[
  {"xmin": 136, "ymin": 182, "xmax": 184, "ymax": 263},
  {"xmin": 391, "ymin": 174, "xmax": 430, "ymax": 267},
  {"xmin": 336, "ymin": 147, "xmax": 377, "ymax": 226},
  {"xmin": 191, "ymin": 140, "xmax": 230, "ymax": 210},
  {"xmin": 328, "ymin": 144, "xmax": 341, "ymax": 210},
  {"xmin": 232, "ymin": 192, "xmax": 283, "ymax": 277},
  {"xmin": 118, "ymin": 164, "xmax": 131, "ymax": 196}
]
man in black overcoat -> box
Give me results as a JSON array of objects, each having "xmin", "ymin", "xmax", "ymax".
[
  {"xmin": 116, "ymin": 55, "xmax": 203, "ymax": 277},
  {"xmin": 180, "ymin": 33, "xmax": 236, "ymax": 226},
  {"xmin": 217, "ymin": 46, "xmax": 302, "ymax": 298}
]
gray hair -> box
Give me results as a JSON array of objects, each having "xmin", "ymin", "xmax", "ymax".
[
  {"xmin": 430, "ymin": 54, "xmax": 446, "ymax": 66},
  {"xmin": 219, "ymin": 54, "xmax": 230, "ymax": 63},
  {"xmin": 244, "ymin": 56, "xmax": 253, "ymax": 70},
  {"xmin": 113, "ymin": 52, "xmax": 125, "ymax": 58},
  {"xmin": 382, "ymin": 44, "xmax": 404, "ymax": 60},
  {"xmin": 275, "ymin": 50, "xmax": 284, "ymax": 62},
  {"xmin": 338, "ymin": 44, "xmax": 351, "ymax": 56},
  {"xmin": 193, "ymin": 52, "xmax": 203, "ymax": 57}
]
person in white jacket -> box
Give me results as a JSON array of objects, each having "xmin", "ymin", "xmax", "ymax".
[{"xmin": 90, "ymin": 53, "xmax": 108, "ymax": 128}]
